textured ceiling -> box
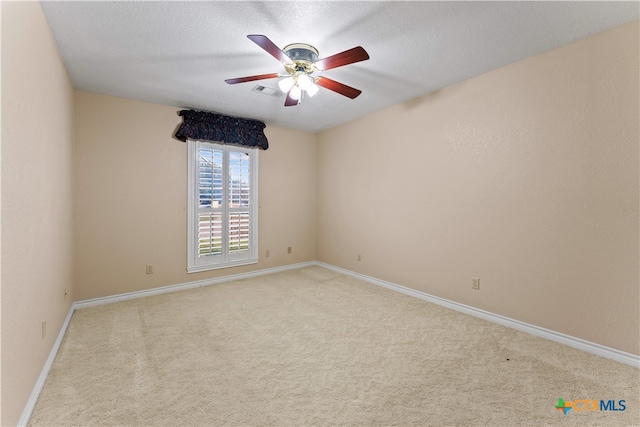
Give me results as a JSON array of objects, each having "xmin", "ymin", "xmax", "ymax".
[{"xmin": 41, "ymin": 1, "xmax": 639, "ymax": 132}]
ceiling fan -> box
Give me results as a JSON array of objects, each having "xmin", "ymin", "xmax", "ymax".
[{"xmin": 225, "ymin": 35, "xmax": 369, "ymax": 107}]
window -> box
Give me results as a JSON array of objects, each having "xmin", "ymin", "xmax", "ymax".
[{"xmin": 187, "ymin": 140, "xmax": 258, "ymax": 272}]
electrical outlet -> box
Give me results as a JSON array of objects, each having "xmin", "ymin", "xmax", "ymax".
[
  {"xmin": 265, "ymin": 249, "xmax": 270, "ymax": 257},
  {"xmin": 42, "ymin": 321, "xmax": 47, "ymax": 339},
  {"xmin": 357, "ymin": 254, "xmax": 362, "ymax": 262},
  {"xmin": 287, "ymin": 246, "xmax": 292, "ymax": 254},
  {"xmin": 146, "ymin": 265, "xmax": 154, "ymax": 275},
  {"xmin": 472, "ymin": 277, "xmax": 480, "ymax": 290}
]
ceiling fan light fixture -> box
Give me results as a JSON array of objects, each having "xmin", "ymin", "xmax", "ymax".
[
  {"xmin": 278, "ymin": 76, "xmax": 295, "ymax": 92},
  {"xmin": 306, "ymin": 82, "xmax": 319, "ymax": 97},
  {"xmin": 297, "ymin": 73, "xmax": 313, "ymax": 90},
  {"xmin": 289, "ymin": 85, "xmax": 302, "ymax": 100}
]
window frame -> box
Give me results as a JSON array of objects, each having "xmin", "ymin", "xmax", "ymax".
[{"xmin": 187, "ymin": 140, "xmax": 258, "ymax": 273}]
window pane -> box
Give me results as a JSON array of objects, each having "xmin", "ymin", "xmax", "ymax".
[
  {"xmin": 228, "ymin": 151, "xmax": 250, "ymax": 208},
  {"xmin": 198, "ymin": 212, "xmax": 222, "ymax": 256},
  {"xmin": 189, "ymin": 140, "xmax": 257, "ymax": 272},
  {"xmin": 199, "ymin": 147, "xmax": 223, "ymax": 208},
  {"xmin": 228, "ymin": 212, "xmax": 250, "ymax": 253}
]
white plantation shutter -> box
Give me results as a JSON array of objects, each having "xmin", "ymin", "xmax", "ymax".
[
  {"xmin": 227, "ymin": 150, "xmax": 251, "ymax": 255},
  {"xmin": 188, "ymin": 140, "xmax": 258, "ymax": 272}
]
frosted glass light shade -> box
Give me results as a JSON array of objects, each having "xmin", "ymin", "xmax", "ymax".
[
  {"xmin": 297, "ymin": 73, "xmax": 312, "ymax": 90},
  {"xmin": 278, "ymin": 76, "xmax": 294, "ymax": 92},
  {"xmin": 289, "ymin": 85, "xmax": 302, "ymax": 100},
  {"xmin": 306, "ymin": 82, "xmax": 319, "ymax": 97}
]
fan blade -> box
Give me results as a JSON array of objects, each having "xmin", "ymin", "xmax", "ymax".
[
  {"xmin": 284, "ymin": 91, "xmax": 299, "ymax": 107},
  {"xmin": 247, "ymin": 35, "xmax": 294, "ymax": 65},
  {"xmin": 225, "ymin": 73, "xmax": 280, "ymax": 84},
  {"xmin": 316, "ymin": 77, "xmax": 362, "ymax": 99},
  {"xmin": 314, "ymin": 46, "xmax": 369, "ymax": 71}
]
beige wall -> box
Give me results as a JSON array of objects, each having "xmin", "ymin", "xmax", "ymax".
[
  {"xmin": 74, "ymin": 92, "xmax": 317, "ymax": 301},
  {"xmin": 317, "ymin": 20, "xmax": 639, "ymax": 355},
  {"xmin": 1, "ymin": 2, "xmax": 75, "ymax": 425}
]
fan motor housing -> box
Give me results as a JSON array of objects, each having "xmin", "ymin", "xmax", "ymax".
[{"xmin": 283, "ymin": 43, "xmax": 318, "ymax": 73}]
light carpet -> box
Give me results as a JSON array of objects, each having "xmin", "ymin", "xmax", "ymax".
[{"xmin": 29, "ymin": 266, "xmax": 639, "ymax": 426}]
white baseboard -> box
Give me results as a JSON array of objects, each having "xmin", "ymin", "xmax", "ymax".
[
  {"xmin": 17, "ymin": 304, "xmax": 75, "ymax": 427},
  {"xmin": 316, "ymin": 261, "xmax": 640, "ymax": 368},
  {"xmin": 74, "ymin": 261, "xmax": 316, "ymax": 309}
]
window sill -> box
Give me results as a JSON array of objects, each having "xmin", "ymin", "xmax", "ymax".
[{"xmin": 187, "ymin": 258, "xmax": 259, "ymax": 274}]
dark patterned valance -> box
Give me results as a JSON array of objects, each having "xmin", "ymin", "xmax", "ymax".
[{"xmin": 174, "ymin": 109, "xmax": 268, "ymax": 150}]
